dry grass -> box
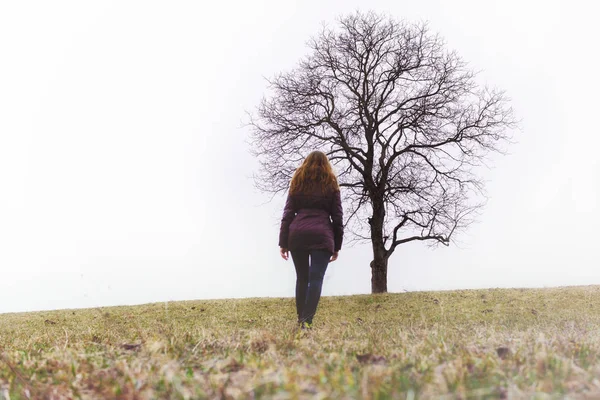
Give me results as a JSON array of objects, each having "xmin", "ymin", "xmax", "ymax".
[{"xmin": 2, "ymin": 286, "xmax": 600, "ymax": 399}]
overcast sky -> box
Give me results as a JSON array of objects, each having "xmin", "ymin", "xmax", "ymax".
[{"xmin": 1, "ymin": 0, "xmax": 598, "ymax": 314}]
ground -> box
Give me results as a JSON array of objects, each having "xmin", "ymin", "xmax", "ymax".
[{"xmin": 1, "ymin": 286, "xmax": 600, "ymax": 399}]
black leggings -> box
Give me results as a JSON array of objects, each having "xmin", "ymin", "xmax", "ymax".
[{"xmin": 290, "ymin": 249, "xmax": 332, "ymax": 324}]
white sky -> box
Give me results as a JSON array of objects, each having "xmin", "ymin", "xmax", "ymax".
[{"xmin": 1, "ymin": 0, "xmax": 598, "ymax": 313}]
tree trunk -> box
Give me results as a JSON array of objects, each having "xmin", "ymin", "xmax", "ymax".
[
  {"xmin": 370, "ymin": 251, "xmax": 388, "ymax": 293},
  {"xmin": 370, "ymin": 197, "xmax": 388, "ymax": 293}
]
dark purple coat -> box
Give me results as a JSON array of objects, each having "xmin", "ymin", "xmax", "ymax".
[{"xmin": 278, "ymin": 188, "xmax": 344, "ymax": 254}]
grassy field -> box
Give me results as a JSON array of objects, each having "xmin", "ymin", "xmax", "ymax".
[{"xmin": 2, "ymin": 286, "xmax": 600, "ymax": 399}]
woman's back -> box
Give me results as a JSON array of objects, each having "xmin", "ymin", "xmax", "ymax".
[
  {"xmin": 279, "ymin": 186, "xmax": 343, "ymax": 255},
  {"xmin": 292, "ymin": 187, "xmax": 335, "ymax": 210}
]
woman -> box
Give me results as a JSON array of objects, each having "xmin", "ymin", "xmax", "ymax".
[{"xmin": 279, "ymin": 151, "xmax": 344, "ymax": 330}]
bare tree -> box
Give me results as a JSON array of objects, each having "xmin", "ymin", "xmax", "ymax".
[{"xmin": 249, "ymin": 11, "xmax": 515, "ymax": 293}]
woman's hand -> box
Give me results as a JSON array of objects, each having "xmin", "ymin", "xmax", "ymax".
[
  {"xmin": 330, "ymin": 251, "xmax": 339, "ymax": 262},
  {"xmin": 280, "ymin": 247, "xmax": 289, "ymax": 260}
]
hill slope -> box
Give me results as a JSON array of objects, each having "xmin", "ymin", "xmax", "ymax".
[{"xmin": 2, "ymin": 286, "xmax": 600, "ymax": 399}]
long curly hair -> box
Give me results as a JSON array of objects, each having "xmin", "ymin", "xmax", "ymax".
[{"xmin": 289, "ymin": 151, "xmax": 339, "ymax": 195}]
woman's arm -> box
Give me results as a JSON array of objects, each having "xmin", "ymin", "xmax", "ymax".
[
  {"xmin": 331, "ymin": 190, "xmax": 344, "ymax": 252},
  {"xmin": 278, "ymin": 193, "xmax": 295, "ymax": 249}
]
